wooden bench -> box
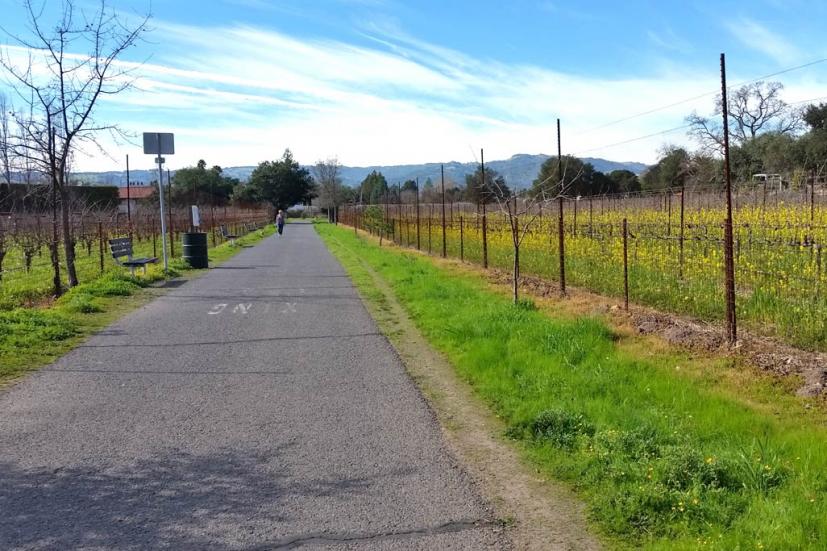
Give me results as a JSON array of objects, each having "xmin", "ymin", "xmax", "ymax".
[
  {"xmin": 109, "ymin": 237, "xmax": 158, "ymax": 276},
  {"xmin": 220, "ymin": 225, "xmax": 238, "ymax": 245}
]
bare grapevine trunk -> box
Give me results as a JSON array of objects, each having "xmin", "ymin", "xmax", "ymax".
[
  {"xmin": 513, "ymin": 243, "xmax": 520, "ymax": 304},
  {"xmin": 59, "ymin": 185, "xmax": 78, "ymax": 287}
]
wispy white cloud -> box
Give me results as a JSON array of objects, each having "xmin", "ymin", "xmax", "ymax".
[
  {"xmin": 5, "ymin": 15, "xmax": 825, "ymax": 173},
  {"xmin": 647, "ymin": 27, "xmax": 693, "ymax": 54},
  {"xmin": 725, "ymin": 17, "xmax": 802, "ymax": 65}
]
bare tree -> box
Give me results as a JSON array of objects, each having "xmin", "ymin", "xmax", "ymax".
[
  {"xmin": 0, "ymin": 0, "xmax": 149, "ymax": 292},
  {"xmin": 487, "ymin": 162, "xmax": 573, "ymax": 304},
  {"xmin": 0, "ymin": 93, "xmax": 13, "ymax": 185},
  {"xmin": 687, "ymin": 81, "xmax": 803, "ymax": 153},
  {"xmin": 312, "ymin": 157, "xmax": 344, "ymax": 223}
]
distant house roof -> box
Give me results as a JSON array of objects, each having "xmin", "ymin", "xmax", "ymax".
[{"xmin": 118, "ymin": 186, "xmax": 155, "ymax": 200}]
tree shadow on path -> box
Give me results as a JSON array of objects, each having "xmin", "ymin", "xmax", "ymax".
[{"xmin": 0, "ymin": 444, "xmax": 408, "ymax": 550}]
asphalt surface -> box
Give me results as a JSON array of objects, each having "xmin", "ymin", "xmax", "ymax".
[{"xmin": 0, "ymin": 223, "xmax": 507, "ymax": 550}]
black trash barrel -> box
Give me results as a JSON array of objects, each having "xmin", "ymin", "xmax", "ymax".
[{"xmin": 182, "ymin": 232, "xmax": 209, "ymax": 269}]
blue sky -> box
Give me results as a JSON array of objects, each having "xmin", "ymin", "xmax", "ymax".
[{"xmin": 1, "ymin": 0, "xmax": 826, "ymax": 172}]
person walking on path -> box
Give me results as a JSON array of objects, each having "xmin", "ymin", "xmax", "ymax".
[{"xmin": 276, "ymin": 209, "xmax": 285, "ymax": 237}]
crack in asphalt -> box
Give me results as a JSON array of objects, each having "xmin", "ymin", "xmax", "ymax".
[
  {"xmin": 76, "ymin": 332, "xmax": 384, "ymax": 348},
  {"xmin": 259, "ymin": 519, "xmax": 502, "ymax": 549}
]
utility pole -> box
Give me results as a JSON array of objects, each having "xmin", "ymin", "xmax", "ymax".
[{"xmin": 155, "ymin": 140, "xmax": 168, "ymax": 271}]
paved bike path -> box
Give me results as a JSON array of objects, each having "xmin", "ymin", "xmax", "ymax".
[{"xmin": 0, "ymin": 223, "xmax": 506, "ymax": 550}]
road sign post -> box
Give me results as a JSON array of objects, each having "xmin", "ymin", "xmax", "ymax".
[{"xmin": 143, "ymin": 133, "xmax": 175, "ymax": 271}]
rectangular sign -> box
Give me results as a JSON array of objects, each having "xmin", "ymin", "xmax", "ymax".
[
  {"xmin": 191, "ymin": 205, "xmax": 201, "ymax": 228},
  {"xmin": 142, "ymin": 133, "xmax": 175, "ymax": 155}
]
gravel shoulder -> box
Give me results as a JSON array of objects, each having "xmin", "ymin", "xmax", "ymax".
[{"xmin": 321, "ymin": 228, "xmax": 602, "ymax": 551}]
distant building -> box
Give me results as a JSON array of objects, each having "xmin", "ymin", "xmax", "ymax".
[{"xmin": 118, "ymin": 184, "xmax": 155, "ymax": 214}]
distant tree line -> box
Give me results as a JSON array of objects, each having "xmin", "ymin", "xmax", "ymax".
[{"xmin": 642, "ymin": 82, "xmax": 827, "ymax": 192}]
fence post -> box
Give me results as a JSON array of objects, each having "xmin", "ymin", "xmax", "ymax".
[
  {"xmin": 573, "ymin": 197, "xmax": 578, "ymax": 237},
  {"xmin": 441, "ymin": 164, "xmax": 447, "ymax": 258},
  {"xmin": 98, "ymin": 222, "xmax": 105, "ymax": 274},
  {"xmin": 482, "ymin": 203, "xmax": 488, "ymax": 268},
  {"xmin": 415, "ymin": 178, "xmax": 421, "ymax": 251},
  {"xmin": 679, "ymin": 187, "xmax": 686, "ymax": 279},
  {"xmin": 427, "ymin": 205, "xmax": 432, "ymax": 254},
  {"xmin": 811, "ymin": 173, "xmax": 816, "ymax": 223},
  {"xmin": 557, "ymin": 118, "xmax": 566, "ymax": 295},
  {"xmin": 589, "ymin": 196, "xmax": 593, "ymax": 237},
  {"xmin": 558, "ymin": 197, "xmax": 566, "ymax": 295},
  {"xmin": 720, "ymin": 53, "xmax": 737, "ymax": 345},
  {"xmin": 480, "ymin": 148, "xmax": 488, "ymax": 269},
  {"xmin": 623, "ymin": 218, "xmax": 629, "ymax": 310},
  {"xmin": 460, "ymin": 215, "xmax": 464, "ymax": 262}
]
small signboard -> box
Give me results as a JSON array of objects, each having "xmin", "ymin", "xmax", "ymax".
[
  {"xmin": 191, "ymin": 205, "xmax": 201, "ymax": 228},
  {"xmin": 143, "ymin": 133, "xmax": 175, "ymax": 155}
]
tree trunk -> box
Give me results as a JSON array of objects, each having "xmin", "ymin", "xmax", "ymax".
[
  {"xmin": 50, "ymin": 177, "xmax": 62, "ymax": 297},
  {"xmin": 60, "ymin": 185, "xmax": 78, "ymax": 287},
  {"xmin": 513, "ymin": 242, "xmax": 520, "ymax": 304}
]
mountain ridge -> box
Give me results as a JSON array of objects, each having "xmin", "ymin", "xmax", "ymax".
[{"xmin": 67, "ymin": 154, "xmax": 648, "ymax": 188}]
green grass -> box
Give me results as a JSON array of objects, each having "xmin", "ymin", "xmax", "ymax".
[
  {"xmin": 318, "ymin": 222, "xmax": 827, "ymax": 550},
  {"xmin": 394, "ymin": 214, "xmax": 827, "ymax": 351},
  {"xmin": 0, "ymin": 223, "xmax": 272, "ymax": 310},
  {"xmin": 0, "ymin": 225, "xmax": 275, "ymax": 383}
]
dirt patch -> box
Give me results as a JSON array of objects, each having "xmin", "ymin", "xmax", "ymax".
[
  {"xmin": 486, "ymin": 270, "xmax": 827, "ymax": 399},
  {"xmin": 351, "ymin": 254, "xmax": 602, "ymax": 550}
]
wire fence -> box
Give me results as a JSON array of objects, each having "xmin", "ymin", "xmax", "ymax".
[
  {"xmin": 341, "ymin": 182, "xmax": 827, "ymax": 351},
  {"xmin": 0, "ymin": 204, "xmax": 271, "ymax": 308}
]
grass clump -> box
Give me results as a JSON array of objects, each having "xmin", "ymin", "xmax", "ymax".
[
  {"xmin": 0, "ymin": 309, "xmax": 77, "ymax": 348},
  {"xmin": 318, "ymin": 223, "xmax": 827, "ymax": 550}
]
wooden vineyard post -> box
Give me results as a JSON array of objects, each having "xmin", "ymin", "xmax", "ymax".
[
  {"xmin": 460, "ymin": 215, "xmax": 464, "ymax": 262},
  {"xmin": 415, "ymin": 178, "xmax": 421, "ymax": 251},
  {"xmin": 427, "ymin": 205, "xmax": 432, "ymax": 254},
  {"xmin": 98, "ymin": 222, "xmax": 105, "ymax": 274},
  {"xmin": 720, "ymin": 53, "xmax": 737, "ymax": 345},
  {"xmin": 589, "ymin": 196, "xmax": 593, "ymax": 237},
  {"xmin": 573, "ymin": 196, "xmax": 578, "ymax": 237},
  {"xmin": 679, "ymin": 186, "xmax": 686, "ymax": 279},
  {"xmin": 623, "ymin": 218, "xmax": 629, "ymax": 311},
  {"xmin": 811, "ymin": 172, "xmax": 816, "ymax": 223},
  {"xmin": 480, "ymin": 148, "xmax": 488, "ymax": 269},
  {"xmin": 441, "ymin": 164, "xmax": 447, "ymax": 258},
  {"xmin": 482, "ymin": 202, "xmax": 488, "ymax": 269},
  {"xmin": 557, "ymin": 119, "xmax": 566, "ymax": 296}
]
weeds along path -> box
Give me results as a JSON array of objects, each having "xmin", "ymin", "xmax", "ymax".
[
  {"xmin": 0, "ymin": 226, "xmax": 274, "ymax": 385},
  {"xmin": 0, "ymin": 222, "xmax": 507, "ymax": 549},
  {"xmin": 322, "ymin": 229, "xmax": 602, "ymax": 550}
]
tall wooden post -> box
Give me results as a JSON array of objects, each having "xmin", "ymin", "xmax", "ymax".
[{"xmin": 720, "ymin": 53, "xmax": 737, "ymax": 345}]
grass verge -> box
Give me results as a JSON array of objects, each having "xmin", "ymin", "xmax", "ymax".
[
  {"xmin": 0, "ymin": 225, "xmax": 274, "ymax": 384},
  {"xmin": 317, "ymin": 222, "xmax": 827, "ymax": 550}
]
